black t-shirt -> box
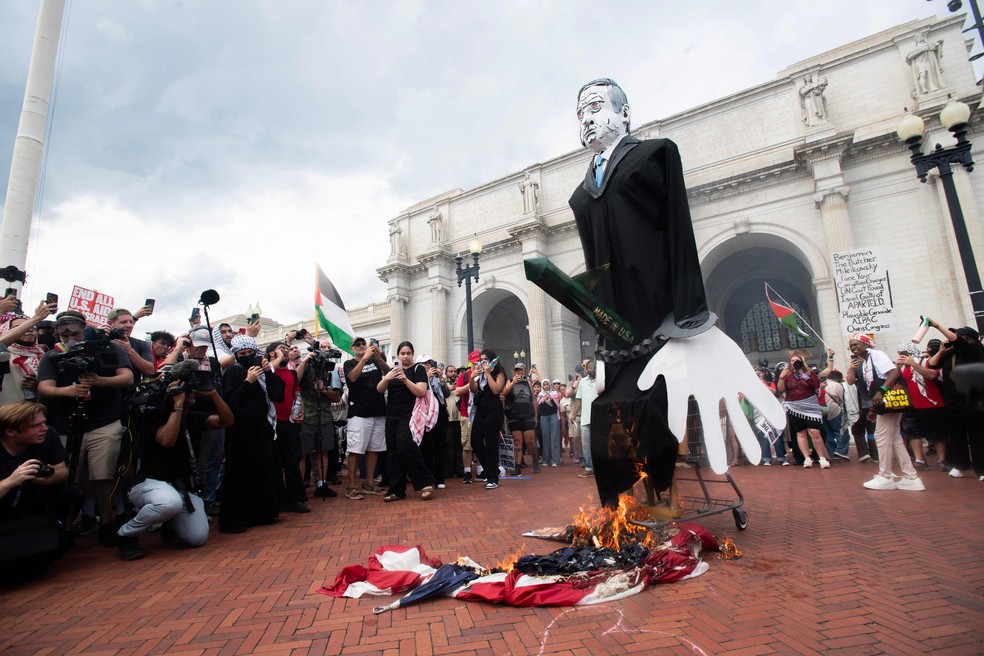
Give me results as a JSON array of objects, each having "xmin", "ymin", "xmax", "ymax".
[
  {"xmin": 127, "ymin": 337, "xmax": 154, "ymax": 374},
  {"xmin": 0, "ymin": 427, "xmax": 66, "ymax": 521},
  {"xmin": 344, "ymin": 358, "xmax": 386, "ymax": 418},
  {"xmin": 385, "ymin": 363, "xmax": 426, "ymax": 418},
  {"xmin": 36, "ymin": 342, "xmax": 130, "ymax": 434},
  {"xmin": 506, "ymin": 381, "xmax": 535, "ymax": 419},
  {"xmin": 139, "ymin": 410, "xmax": 209, "ymax": 484}
]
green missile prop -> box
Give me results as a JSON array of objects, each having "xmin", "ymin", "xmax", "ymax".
[{"xmin": 524, "ymin": 257, "xmax": 639, "ymax": 349}]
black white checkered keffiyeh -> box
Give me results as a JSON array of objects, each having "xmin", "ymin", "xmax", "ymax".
[{"xmin": 229, "ymin": 335, "xmax": 277, "ymax": 431}]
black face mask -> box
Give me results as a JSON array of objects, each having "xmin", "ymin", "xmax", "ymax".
[{"xmin": 236, "ymin": 354, "xmax": 258, "ymax": 370}]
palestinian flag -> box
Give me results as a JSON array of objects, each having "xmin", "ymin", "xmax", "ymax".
[
  {"xmin": 765, "ymin": 284, "xmax": 814, "ymax": 345},
  {"xmin": 315, "ymin": 264, "xmax": 355, "ymax": 352}
]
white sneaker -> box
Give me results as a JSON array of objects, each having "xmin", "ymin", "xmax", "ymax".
[
  {"xmin": 819, "ymin": 458, "xmax": 831, "ymax": 469},
  {"xmin": 896, "ymin": 477, "xmax": 925, "ymax": 491},
  {"xmin": 802, "ymin": 459, "xmax": 813, "ymax": 468},
  {"xmin": 761, "ymin": 460, "xmax": 772, "ymax": 466},
  {"xmin": 863, "ymin": 475, "xmax": 897, "ymax": 490},
  {"xmin": 949, "ymin": 467, "xmax": 965, "ymax": 478},
  {"xmin": 781, "ymin": 460, "xmax": 791, "ymax": 466},
  {"xmin": 859, "ymin": 454, "xmax": 872, "ymax": 463}
]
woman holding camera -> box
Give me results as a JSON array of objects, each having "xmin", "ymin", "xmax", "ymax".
[
  {"xmin": 777, "ymin": 351, "xmax": 830, "ymax": 469},
  {"xmin": 504, "ymin": 363, "xmax": 538, "ymax": 475},
  {"xmin": 377, "ymin": 341, "xmax": 435, "ymax": 501}
]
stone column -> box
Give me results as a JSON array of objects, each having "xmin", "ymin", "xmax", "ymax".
[
  {"xmin": 388, "ymin": 294, "xmax": 407, "ymax": 344},
  {"xmin": 526, "ymin": 283, "xmax": 550, "ymax": 373},
  {"xmin": 813, "ymin": 185, "xmax": 854, "ymax": 255},
  {"xmin": 430, "ymin": 283, "xmax": 449, "ymax": 363}
]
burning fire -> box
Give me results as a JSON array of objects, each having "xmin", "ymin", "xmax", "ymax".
[
  {"xmin": 492, "ymin": 543, "xmax": 528, "ymax": 573},
  {"xmin": 569, "ymin": 494, "xmax": 658, "ymax": 551},
  {"xmin": 719, "ymin": 535, "xmax": 742, "ymax": 560}
]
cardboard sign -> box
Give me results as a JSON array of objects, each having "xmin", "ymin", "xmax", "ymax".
[
  {"xmin": 66, "ymin": 285, "xmax": 114, "ymax": 326},
  {"xmin": 832, "ymin": 247, "xmax": 896, "ymax": 334}
]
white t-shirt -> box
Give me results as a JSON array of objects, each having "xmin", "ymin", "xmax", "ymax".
[
  {"xmin": 575, "ymin": 377, "xmax": 598, "ymax": 427},
  {"xmin": 861, "ymin": 349, "xmax": 896, "ymax": 389}
]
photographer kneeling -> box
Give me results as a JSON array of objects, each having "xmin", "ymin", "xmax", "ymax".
[
  {"xmin": 116, "ymin": 361, "xmax": 233, "ymax": 560},
  {"xmin": 0, "ymin": 402, "xmax": 73, "ymax": 584}
]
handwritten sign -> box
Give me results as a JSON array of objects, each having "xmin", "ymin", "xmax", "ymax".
[
  {"xmin": 66, "ymin": 285, "xmax": 114, "ymax": 326},
  {"xmin": 831, "ymin": 248, "xmax": 895, "ymax": 334}
]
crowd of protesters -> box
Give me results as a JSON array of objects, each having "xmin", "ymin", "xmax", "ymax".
[
  {"xmin": 2, "ymin": 288, "xmax": 981, "ymax": 584},
  {"xmin": 737, "ymin": 322, "xmax": 984, "ymax": 492}
]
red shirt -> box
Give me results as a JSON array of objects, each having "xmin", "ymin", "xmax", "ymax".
[
  {"xmin": 455, "ymin": 370, "xmax": 471, "ymax": 414},
  {"xmin": 272, "ymin": 367, "xmax": 299, "ymax": 421},
  {"xmin": 900, "ymin": 364, "xmax": 944, "ymax": 409}
]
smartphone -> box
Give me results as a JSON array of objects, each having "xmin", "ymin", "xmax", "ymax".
[
  {"xmin": 189, "ymin": 307, "xmax": 201, "ymax": 323},
  {"xmin": 369, "ymin": 337, "xmax": 379, "ymax": 346},
  {"xmin": 144, "ymin": 298, "xmax": 156, "ymax": 313},
  {"xmin": 46, "ymin": 292, "xmax": 58, "ymax": 305},
  {"xmin": 393, "ymin": 360, "xmax": 403, "ymax": 369},
  {"xmin": 4, "ymin": 287, "xmax": 15, "ymax": 298},
  {"xmin": 4, "ymin": 288, "xmax": 22, "ymax": 313}
]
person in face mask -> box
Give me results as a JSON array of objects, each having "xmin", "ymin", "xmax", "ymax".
[{"xmin": 217, "ymin": 335, "xmax": 284, "ymax": 533}]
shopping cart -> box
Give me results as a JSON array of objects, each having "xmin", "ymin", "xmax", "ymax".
[{"xmin": 631, "ymin": 398, "xmax": 748, "ymax": 532}]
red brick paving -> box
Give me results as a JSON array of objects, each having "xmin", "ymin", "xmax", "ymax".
[{"xmin": 1, "ymin": 458, "xmax": 982, "ymax": 655}]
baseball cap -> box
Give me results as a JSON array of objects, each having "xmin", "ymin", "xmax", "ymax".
[
  {"xmin": 54, "ymin": 310, "xmax": 86, "ymax": 328},
  {"xmin": 189, "ymin": 327, "xmax": 211, "ymax": 347},
  {"xmin": 514, "ymin": 362, "xmax": 526, "ymax": 370},
  {"xmin": 351, "ymin": 336, "xmax": 366, "ymax": 346},
  {"xmin": 468, "ymin": 349, "xmax": 481, "ymax": 364}
]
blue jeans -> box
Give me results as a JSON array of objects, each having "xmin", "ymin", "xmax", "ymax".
[
  {"xmin": 757, "ymin": 430, "xmax": 787, "ymax": 463},
  {"xmin": 199, "ymin": 428, "xmax": 225, "ymax": 504},
  {"xmin": 825, "ymin": 414, "xmax": 846, "ymax": 456},
  {"xmin": 539, "ymin": 413, "xmax": 560, "ymax": 465},
  {"xmin": 580, "ymin": 425, "xmax": 593, "ymax": 470}
]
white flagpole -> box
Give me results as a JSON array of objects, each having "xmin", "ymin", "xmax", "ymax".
[{"xmin": 765, "ymin": 283, "xmax": 830, "ymax": 351}]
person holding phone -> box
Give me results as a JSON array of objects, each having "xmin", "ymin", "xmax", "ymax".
[
  {"xmin": 377, "ymin": 341, "xmax": 434, "ymax": 501},
  {"xmin": 219, "ymin": 335, "xmax": 284, "ymax": 532},
  {"xmin": 777, "ymin": 351, "xmax": 830, "ymax": 469},
  {"xmin": 503, "ymin": 363, "xmax": 538, "ymax": 475},
  {"xmin": 468, "ymin": 349, "xmax": 506, "ymax": 489},
  {"xmin": 0, "ymin": 299, "xmax": 58, "ymax": 404}
]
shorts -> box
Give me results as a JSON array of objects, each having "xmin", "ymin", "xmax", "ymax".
[
  {"xmin": 786, "ymin": 412, "xmax": 823, "ymax": 434},
  {"xmin": 301, "ymin": 422, "xmax": 336, "ymax": 455},
  {"xmin": 507, "ymin": 418, "xmax": 536, "ymax": 432},
  {"xmin": 460, "ymin": 417, "xmax": 471, "ymax": 450},
  {"xmin": 346, "ymin": 415, "xmax": 386, "ymax": 455},
  {"xmin": 902, "ymin": 407, "xmax": 946, "ymax": 440},
  {"xmin": 62, "ymin": 420, "xmax": 124, "ymax": 482}
]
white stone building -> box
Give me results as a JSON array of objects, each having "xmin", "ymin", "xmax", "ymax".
[{"xmin": 262, "ymin": 16, "xmax": 984, "ymax": 376}]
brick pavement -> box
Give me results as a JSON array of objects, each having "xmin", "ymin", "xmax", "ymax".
[{"xmin": 1, "ymin": 457, "xmax": 982, "ymax": 655}]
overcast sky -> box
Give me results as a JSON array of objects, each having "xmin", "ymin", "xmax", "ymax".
[{"xmin": 0, "ymin": 0, "xmax": 966, "ymax": 336}]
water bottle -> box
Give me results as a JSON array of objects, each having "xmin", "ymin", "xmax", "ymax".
[{"xmin": 289, "ymin": 397, "xmax": 302, "ymax": 421}]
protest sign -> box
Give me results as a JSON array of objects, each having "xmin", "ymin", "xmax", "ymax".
[
  {"xmin": 66, "ymin": 285, "xmax": 114, "ymax": 326},
  {"xmin": 831, "ymin": 247, "xmax": 895, "ymax": 334}
]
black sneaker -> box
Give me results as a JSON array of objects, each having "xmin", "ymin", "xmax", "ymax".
[
  {"xmin": 75, "ymin": 514, "xmax": 99, "ymax": 536},
  {"xmin": 118, "ymin": 535, "xmax": 144, "ymax": 561},
  {"xmin": 485, "ymin": 481, "xmax": 498, "ymax": 489},
  {"xmin": 97, "ymin": 523, "xmax": 119, "ymax": 547},
  {"xmin": 286, "ymin": 501, "xmax": 312, "ymax": 513},
  {"xmin": 462, "ymin": 472, "xmax": 473, "ymax": 484},
  {"xmin": 314, "ymin": 484, "xmax": 338, "ymax": 498}
]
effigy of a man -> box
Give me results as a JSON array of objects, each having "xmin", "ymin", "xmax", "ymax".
[{"xmin": 567, "ymin": 78, "xmax": 784, "ymax": 507}]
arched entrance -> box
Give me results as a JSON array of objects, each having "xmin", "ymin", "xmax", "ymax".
[
  {"xmin": 704, "ymin": 242, "xmax": 822, "ymax": 368},
  {"xmin": 457, "ymin": 288, "xmax": 530, "ymax": 364}
]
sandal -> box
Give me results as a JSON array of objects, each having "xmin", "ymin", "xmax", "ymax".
[
  {"xmin": 420, "ymin": 486, "xmax": 435, "ymax": 501},
  {"xmin": 383, "ymin": 493, "xmax": 404, "ymax": 503},
  {"xmin": 345, "ymin": 487, "xmax": 365, "ymax": 500}
]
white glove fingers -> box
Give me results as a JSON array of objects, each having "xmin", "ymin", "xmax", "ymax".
[
  {"xmin": 695, "ymin": 393, "xmax": 729, "ymax": 475},
  {"xmin": 725, "ymin": 396, "xmax": 762, "ymax": 465},
  {"xmin": 664, "ymin": 382, "xmax": 689, "ymax": 443}
]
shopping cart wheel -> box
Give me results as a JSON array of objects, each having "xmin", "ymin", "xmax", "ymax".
[{"xmin": 732, "ymin": 508, "xmax": 748, "ymax": 530}]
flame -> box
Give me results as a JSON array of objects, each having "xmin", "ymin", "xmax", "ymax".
[
  {"xmin": 569, "ymin": 494, "xmax": 658, "ymax": 551},
  {"xmin": 492, "ymin": 543, "xmax": 528, "ymax": 572},
  {"xmin": 719, "ymin": 535, "xmax": 742, "ymax": 560}
]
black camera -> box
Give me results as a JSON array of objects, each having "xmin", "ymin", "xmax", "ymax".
[
  {"xmin": 793, "ymin": 360, "xmax": 805, "ymax": 370},
  {"xmin": 50, "ymin": 338, "xmax": 119, "ymax": 378},
  {"xmin": 35, "ymin": 463, "xmax": 55, "ymax": 479},
  {"xmin": 104, "ymin": 327, "xmax": 126, "ymax": 341}
]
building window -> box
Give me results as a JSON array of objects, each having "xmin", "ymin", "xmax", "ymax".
[{"xmin": 740, "ymin": 301, "xmax": 812, "ymax": 353}]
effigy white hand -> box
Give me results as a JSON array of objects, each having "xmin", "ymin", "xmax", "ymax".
[{"xmin": 636, "ymin": 326, "xmax": 786, "ymax": 474}]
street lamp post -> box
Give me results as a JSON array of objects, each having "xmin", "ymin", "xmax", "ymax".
[
  {"xmin": 897, "ymin": 100, "xmax": 984, "ymax": 332},
  {"xmin": 455, "ymin": 238, "xmax": 483, "ymax": 354}
]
